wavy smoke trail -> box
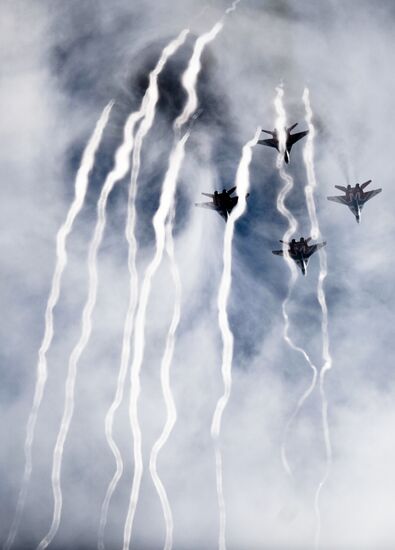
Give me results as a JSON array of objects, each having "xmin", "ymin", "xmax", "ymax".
[
  {"xmin": 176, "ymin": 0, "xmax": 240, "ymax": 129},
  {"xmin": 123, "ymin": 4, "xmax": 241, "ymax": 547},
  {"xmin": 3, "ymin": 102, "xmax": 113, "ymax": 550},
  {"xmin": 211, "ymin": 128, "xmax": 261, "ymax": 550},
  {"xmin": 36, "ymin": 106, "xmax": 148, "ymax": 550},
  {"xmin": 148, "ymin": 210, "xmax": 181, "ymax": 550},
  {"xmin": 226, "ymin": 0, "xmax": 241, "ymax": 15},
  {"xmin": 272, "ymin": 87, "xmax": 318, "ymax": 478},
  {"xmin": 302, "ymin": 87, "xmax": 332, "ymax": 549},
  {"xmin": 123, "ymin": 131, "xmax": 189, "ymax": 550},
  {"xmin": 97, "ymin": 30, "xmax": 189, "ymax": 550}
]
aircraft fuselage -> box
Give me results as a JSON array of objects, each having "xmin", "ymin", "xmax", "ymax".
[
  {"xmin": 347, "ymin": 196, "xmax": 362, "ymax": 223},
  {"xmin": 287, "ymin": 249, "xmax": 308, "ymax": 276},
  {"xmin": 294, "ymin": 252, "xmax": 307, "ymax": 276}
]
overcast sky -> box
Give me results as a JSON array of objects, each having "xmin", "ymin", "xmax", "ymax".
[{"xmin": 1, "ymin": 1, "xmax": 395, "ymax": 549}]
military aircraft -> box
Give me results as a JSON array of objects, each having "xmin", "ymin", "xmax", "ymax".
[
  {"xmin": 195, "ymin": 187, "xmax": 249, "ymax": 221},
  {"xmin": 258, "ymin": 123, "xmax": 309, "ymax": 164},
  {"xmin": 327, "ymin": 180, "xmax": 382, "ymax": 223},
  {"xmin": 272, "ymin": 237, "xmax": 326, "ymax": 276}
]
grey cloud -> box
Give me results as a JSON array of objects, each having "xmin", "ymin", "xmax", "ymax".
[{"xmin": 1, "ymin": 1, "xmax": 395, "ymax": 549}]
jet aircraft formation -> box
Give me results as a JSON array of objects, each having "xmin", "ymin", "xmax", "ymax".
[{"xmin": 195, "ymin": 123, "xmax": 382, "ymax": 276}]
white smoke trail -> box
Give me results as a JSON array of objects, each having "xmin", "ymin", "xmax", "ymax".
[
  {"xmin": 273, "ymin": 87, "xmax": 318, "ymax": 477},
  {"xmin": 226, "ymin": 0, "xmax": 241, "ymax": 15},
  {"xmin": 211, "ymin": 128, "xmax": 261, "ymax": 550},
  {"xmin": 124, "ymin": 4, "xmax": 241, "ymax": 545},
  {"xmin": 97, "ymin": 30, "xmax": 189, "ymax": 550},
  {"xmin": 176, "ymin": 0, "xmax": 240, "ymax": 130},
  {"xmin": 274, "ymin": 87, "xmax": 298, "ymax": 266},
  {"xmin": 302, "ymin": 87, "xmax": 332, "ymax": 549},
  {"xmin": 175, "ymin": 28, "xmax": 222, "ymax": 130},
  {"xmin": 36, "ymin": 107, "xmax": 147, "ymax": 550},
  {"xmin": 302, "ymin": 89, "xmax": 320, "ymax": 242},
  {"xmin": 280, "ymin": 278, "xmax": 318, "ymax": 478},
  {"xmin": 3, "ymin": 102, "xmax": 113, "ymax": 550},
  {"xmin": 123, "ymin": 132, "xmax": 189, "ymax": 550},
  {"xmin": 313, "ymin": 252, "xmax": 332, "ymax": 550},
  {"xmin": 148, "ymin": 210, "xmax": 181, "ymax": 550}
]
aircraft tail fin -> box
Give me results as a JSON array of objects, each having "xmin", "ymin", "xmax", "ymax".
[
  {"xmin": 361, "ymin": 180, "xmax": 372, "ymax": 189},
  {"xmin": 335, "ymin": 185, "xmax": 348, "ymax": 192}
]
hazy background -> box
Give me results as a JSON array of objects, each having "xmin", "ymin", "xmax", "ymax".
[{"xmin": 1, "ymin": 0, "xmax": 395, "ymax": 548}]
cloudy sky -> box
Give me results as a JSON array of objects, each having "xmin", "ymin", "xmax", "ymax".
[{"xmin": 1, "ymin": 1, "xmax": 395, "ymax": 549}]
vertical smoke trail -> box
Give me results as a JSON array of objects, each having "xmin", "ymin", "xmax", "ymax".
[
  {"xmin": 124, "ymin": 4, "xmax": 241, "ymax": 546},
  {"xmin": 274, "ymin": 86, "xmax": 298, "ymax": 269},
  {"xmin": 302, "ymin": 89, "xmax": 320, "ymax": 242},
  {"xmin": 176, "ymin": 0, "xmax": 240, "ymax": 130},
  {"xmin": 36, "ymin": 108, "xmax": 146, "ymax": 550},
  {"xmin": 3, "ymin": 102, "xmax": 113, "ymax": 550},
  {"xmin": 148, "ymin": 210, "xmax": 181, "ymax": 550},
  {"xmin": 97, "ymin": 30, "xmax": 189, "ymax": 550},
  {"xmin": 273, "ymin": 87, "xmax": 318, "ymax": 477},
  {"xmin": 313, "ymin": 252, "xmax": 332, "ymax": 550},
  {"xmin": 302, "ymin": 87, "xmax": 332, "ymax": 549},
  {"xmin": 123, "ymin": 132, "xmax": 189, "ymax": 550},
  {"xmin": 211, "ymin": 128, "xmax": 261, "ymax": 550},
  {"xmin": 175, "ymin": 28, "xmax": 222, "ymax": 130},
  {"xmin": 280, "ymin": 299, "xmax": 318, "ymax": 477}
]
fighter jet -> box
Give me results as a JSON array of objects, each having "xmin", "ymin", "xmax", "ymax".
[
  {"xmin": 258, "ymin": 123, "xmax": 309, "ymax": 164},
  {"xmin": 327, "ymin": 180, "xmax": 382, "ymax": 223},
  {"xmin": 272, "ymin": 237, "xmax": 326, "ymax": 276},
  {"xmin": 195, "ymin": 187, "xmax": 249, "ymax": 222}
]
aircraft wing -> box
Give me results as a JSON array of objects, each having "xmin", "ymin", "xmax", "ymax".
[
  {"xmin": 258, "ymin": 138, "xmax": 278, "ymax": 149},
  {"xmin": 228, "ymin": 196, "xmax": 239, "ymax": 209},
  {"xmin": 196, "ymin": 202, "xmax": 228, "ymax": 221},
  {"xmin": 195, "ymin": 202, "xmax": 216, "ymax": 210},
  {"xmin": 316, "ymin": 241, "xmax": 327, "ymax": 251},
  {"xmin": 327, "ymin": 195, "xmax": 349, "ymax": 206},
  {"xmin": 288, "ymin": 130, "xmax": 309, "ymax": 149},
  {"xmin": 305, "ymin": 241, "xmax": 326, "ymax": 258},
  {"xmin": 361, "ymin": 188, "xmax": 382, "ymax": 203},
  {"xmin": 272, "ymin": 249, "xmax": 284, "ymax": 256}
]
